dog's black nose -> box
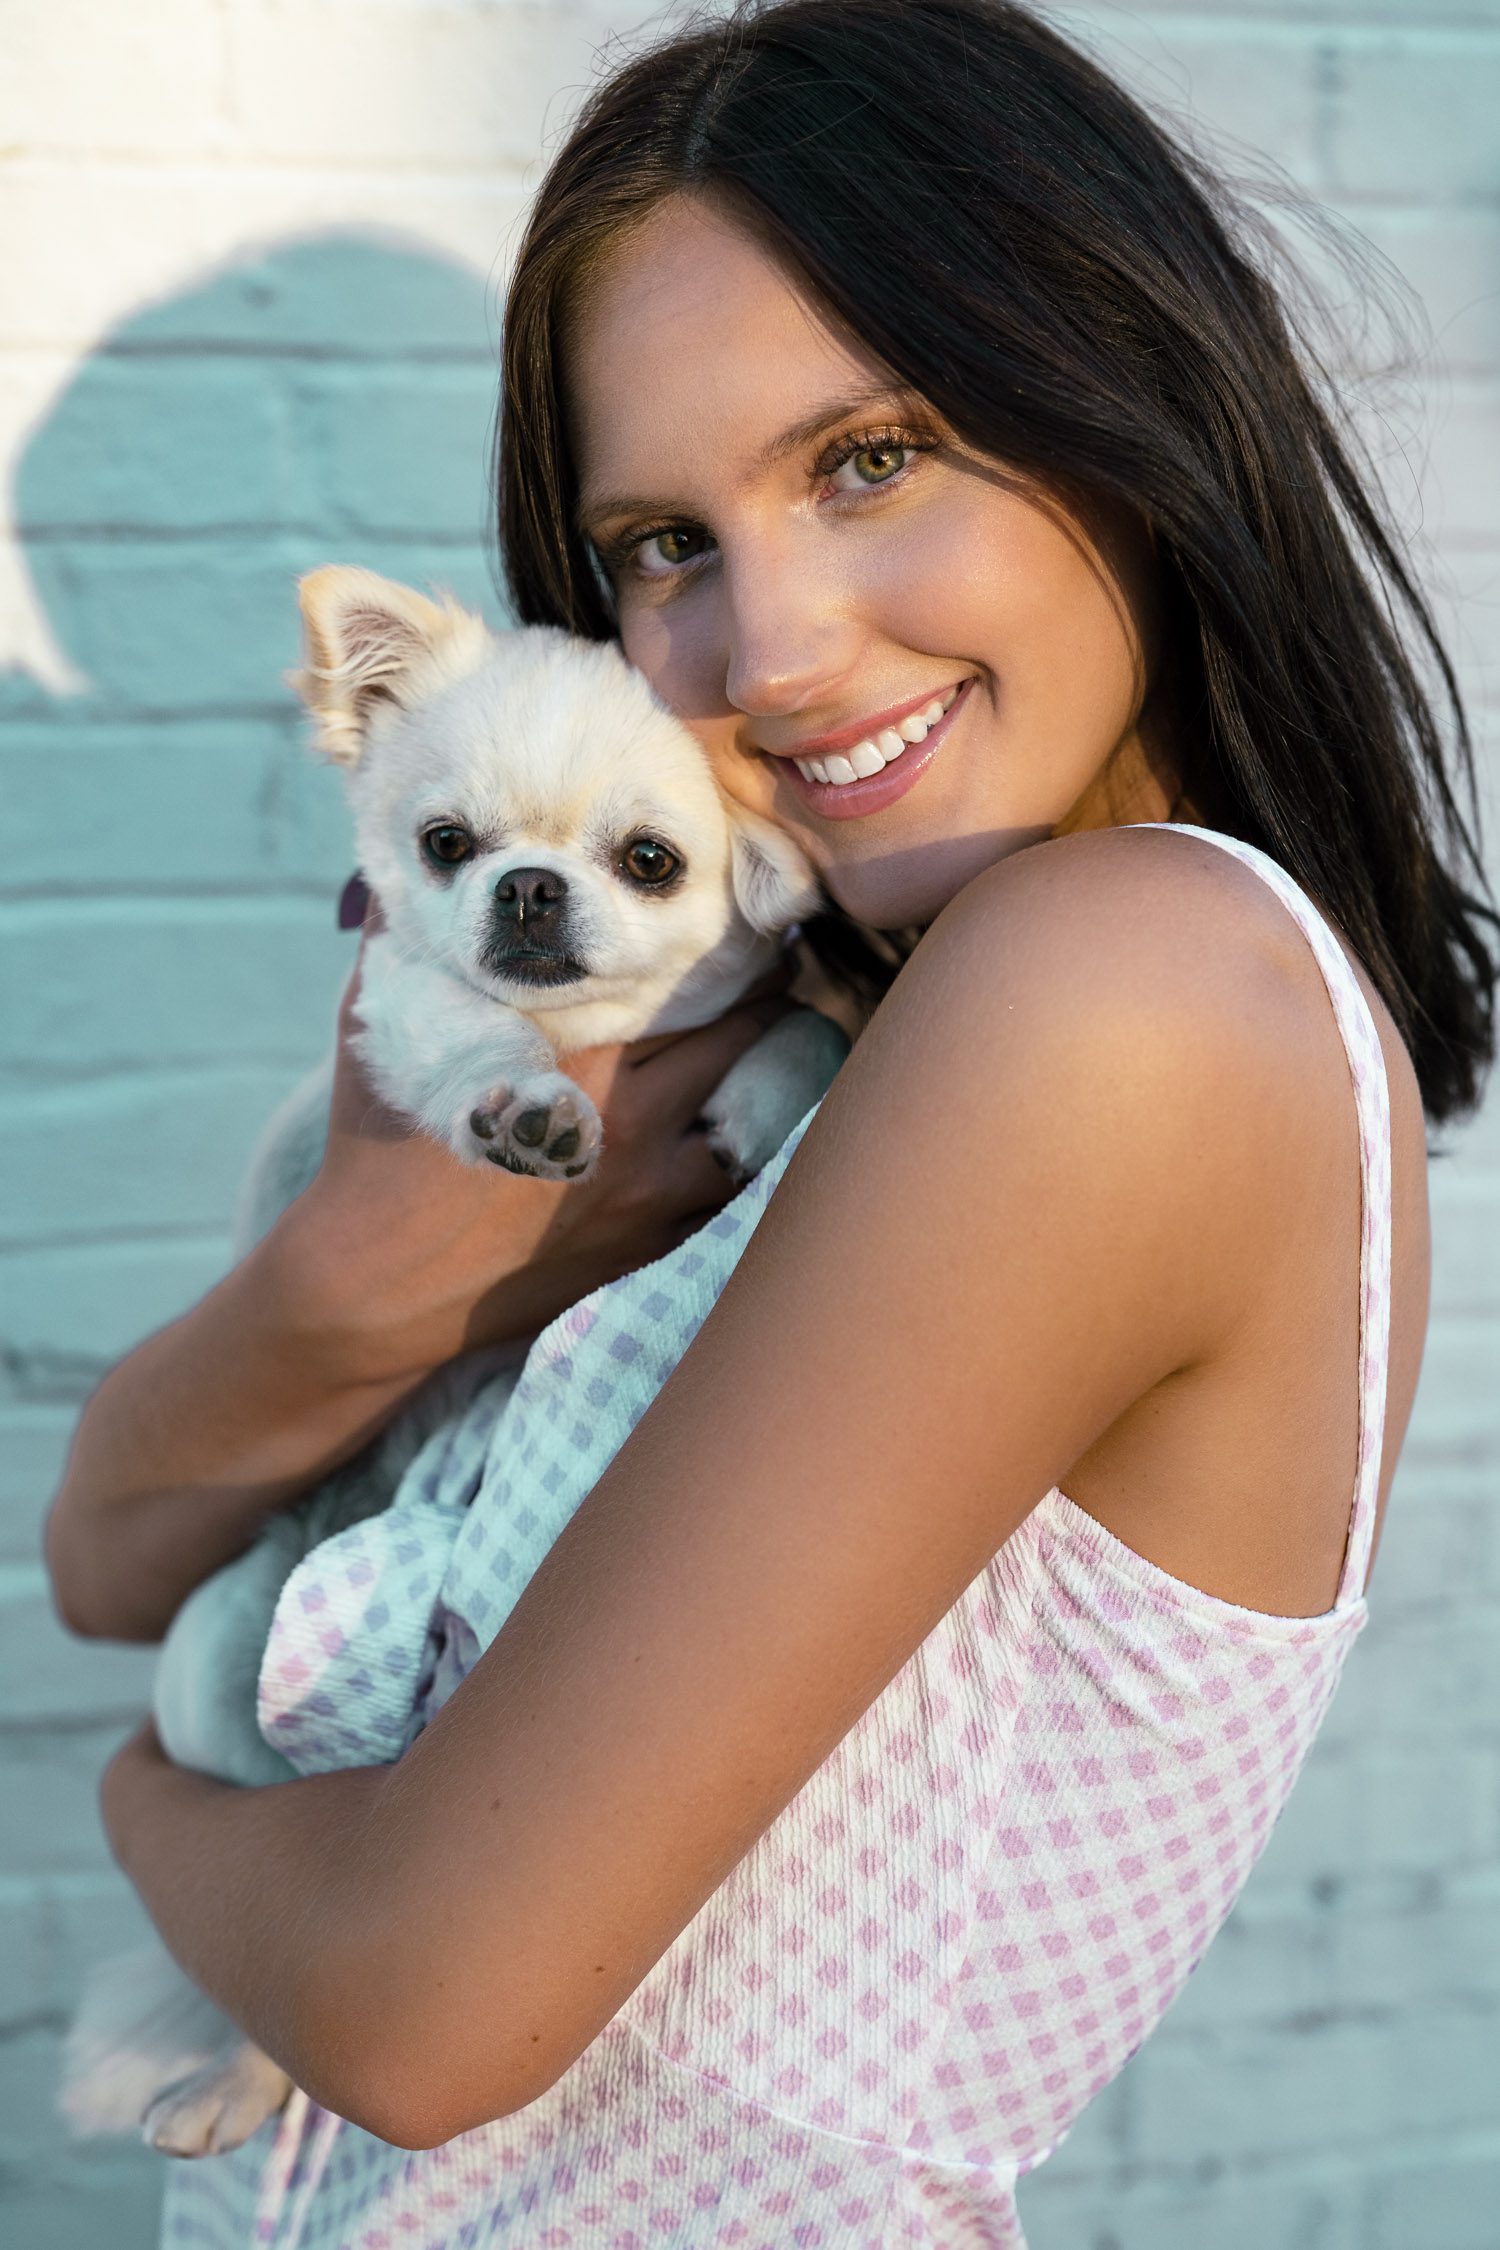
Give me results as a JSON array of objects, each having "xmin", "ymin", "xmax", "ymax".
[{"xmin": 494, "ymin": 866, "xmax": 568, "ymax": 925}]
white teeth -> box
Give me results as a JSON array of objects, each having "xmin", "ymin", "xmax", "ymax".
[{"xmin": 790, "ymin": 684, "xmax": 967, "ymax": 787}]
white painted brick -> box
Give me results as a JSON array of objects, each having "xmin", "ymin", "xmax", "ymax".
[
  {"xmin": 1429, "ymin": 1167, "xmax": 1500, "ymax": 1316},
  {"xmin": 0, "ymin": 1870, "xmax": 153, "ymax": 2029},
  {"xmin": 1059, "ymin": 11, "xmax": 1324, "ymax": 188},
  {"xmin": 1172, "ymin": 1864, "xmax": 1500, "ymax": 2032},
  {"xmin": 0, "ymin": 1725, "xmax": 145, "ymax": 1877},
  {"xmin": 1314, "ymin": 1608, "xmax": 1500, "ymax": 1749},
  {"xmin": 1135, "ymin": 2, "xmax": 1500, "ymax": 22},
  {"xmin": 224, "ymin": 0, "xmax": 621, "ymax": 169},
  {"xmin": 1158, "ymin": 1895, "xmax": 1339, "ymax": 2032},
  {"xmin": 1365, "ymin": 2144, "xmax": 1500, "ymax": 2249},
  {"xmin": 0, "ymin": 898, "xmax": 347, "ymax": 1070},
  {"xmin": 1, "ymin": 1, "xmax": 1498, "ymax": 2237},
  {"xmin": 1326, "ymin": 1876, "xmax": 1500, "ymax": 2012},
  {"xmin": 0, "ymin": 2019, "xmax": 133, "ymax": 2169},
  {"xmin": 11, "ymin": 357, "xmax": 294, "ymax": 535},
  {"xmin": 0, "ymin": 1590, "xmax": 155, "ymax": 1730},
  {"xmin": 0, "ymin": 1236, "xmax": 233, "ymax": 1365},
  {"xmin": 0, "ymin": 2168, "xmax": 161, "ymax": 2250},
  {"xmin": 1329, "ymin": 30, "xmax": 1500, "ymax": 202},
  {"xmin": 290, "ymin": 361, "xmax": 503, "ymax": 538},
  {"xmin": 12, "ymin": 536, "xmax": 497, "ymax": 711},
  {"xmin": 0, "ymin": 0, "xmax": 228, "ymax": 157},
  {"xmin": 1416, "ymin": 381, "xmax": 1500, "ymax": 549},
  {"xmin": 1133, "ymin": 2009, "xmax": 1500, "ymax": 2166},
  {"xmin": 0, "ymin": 721, "xmax": 350, "ymax": 891},
  {"xmin": 0, "ymin": 1065, "xmax": 315, "ymax": 1246},
  {"xmin": 1369, "ymin": 1485, "xmax": 1499, "ymax": 1612},
  {"xmin": 1020, "ymin": 2162, "xmax": 1363, "ymax": 2250},
  {"xmin": 1402, "ymin": 1318, "xmax": 1500, "ymax": 1462},
  {"xmin": 0, "ymin": 1406, "xmax": 77, "ymax": 1566},
  {"xmin": 1245, "ymin": 1742, "xmax": 1498, "ymax": 1892},
  {"xmin": 0, "ymin": 164, "xmax": 523, "ymax": 353},
  {"xmin": 1169, "ymin": 0, "xmax": 1500, "ymax": 16},
  {"xmin": 1339, "ymin": 204, "xmax": 1500, "ymax": 376}
]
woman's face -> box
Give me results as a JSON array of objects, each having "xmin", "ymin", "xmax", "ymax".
[{"xmin": 567, "ymin": 193, "xmax": 1176, "ymax": 928}]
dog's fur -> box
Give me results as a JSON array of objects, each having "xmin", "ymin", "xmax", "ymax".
[{"xmin": 60, "ymin": 569, "xmax": 848, "ymax": 2157}]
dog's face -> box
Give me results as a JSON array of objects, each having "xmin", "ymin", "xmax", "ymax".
[{"xmin": 291, "ymin": 567, "xmax": 820, "ymax": 1033}]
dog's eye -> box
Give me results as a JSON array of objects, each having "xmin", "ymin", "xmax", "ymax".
[
  {"xmin": 421, "ymin": 824, "xmax": 474, "ymax": 869},
  {"xmin": 621, "ymin": 837, "xmax": 682, "ymax": 888}
]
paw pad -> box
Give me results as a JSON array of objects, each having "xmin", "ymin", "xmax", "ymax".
[{"xmin": 465, "ymin": 1080, "xmax": 601, "ymax": 1182}]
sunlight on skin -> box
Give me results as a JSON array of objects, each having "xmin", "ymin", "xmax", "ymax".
[{"xmin": 565, "ymin": 191, "xmax": 1186, "ymax": 930}]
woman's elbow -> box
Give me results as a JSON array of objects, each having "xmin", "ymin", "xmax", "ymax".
[
  {"xmin": 322, "ymin": 2051, "xmax": 533, "ymax": 2153},
  {"xmin": 313, "ymin": 1988, "xmax": 557, "ymax": 2150},
  {"xmin": 43, "ymin": 1502, "xmax": 161, "ymax": 1643},
  {"xmin": 43, "ymin": 1506, "xmax": 111, "ymax": 1641}
]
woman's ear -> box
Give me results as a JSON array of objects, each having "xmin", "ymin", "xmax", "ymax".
[
  {"xmin": 725, "ymin": 800, "xmax": 822, "ymax": 933},
  {"xmin": 288, "ymin": 565, "xmax": 487, "ymax": 766}
]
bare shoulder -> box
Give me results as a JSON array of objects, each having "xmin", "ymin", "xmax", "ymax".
[
  {"xmin": 940, "ymin": 823, "xmax": 1330, "ymax": 1021},
  {"xmin": 853, "ymin": 823, "xmax": 1360, "ymax": 1160}
]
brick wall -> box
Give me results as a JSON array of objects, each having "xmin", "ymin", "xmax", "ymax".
[{"xmin": 1, "ymin": 4, "xmax": 1495, "ymax": 2244}]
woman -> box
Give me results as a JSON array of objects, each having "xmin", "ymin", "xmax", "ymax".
[{"xmin": 46, "ymin": 1, "xmax": 1494, "ymax": 2243}]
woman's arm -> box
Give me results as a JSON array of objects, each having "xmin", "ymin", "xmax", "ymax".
[
  {"xmin": 100, "ymin": 831, "xmax": 1332, "ymax": 2144},
  {"xmin": 43, "ymin": 1227, "xmax": 438, "ymax": 1644},
  {"xmin": 46, "ymin": 924, "xmax": 792, "ymax": 1643}
]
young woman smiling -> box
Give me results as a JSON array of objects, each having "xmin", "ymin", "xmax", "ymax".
[{"xmin": 47, "ymin": 2, "xmax": 1495, "ymax": 2243}]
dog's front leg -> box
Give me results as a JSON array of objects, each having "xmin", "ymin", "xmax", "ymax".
[
  {"xmin": 699, "ymin": 1006, "xmax": 851, "ymax": 1184},
  {"xmin": 353, "ymin": 936, "xmax": 603, "ymax": 1181}
]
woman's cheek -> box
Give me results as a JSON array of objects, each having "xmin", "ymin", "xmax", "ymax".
[{"xmin": 619, "ymin": 594, "xmax": 785, "ymax": 819}]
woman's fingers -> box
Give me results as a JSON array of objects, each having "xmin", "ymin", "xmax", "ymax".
[{"xmin": 613, "ymin": 996, "xmax": 796, "ymax": 1127}]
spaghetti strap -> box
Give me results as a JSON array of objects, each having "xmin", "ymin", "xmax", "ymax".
[{"xmin": 1133, "ymin": 823, "xmax": 1393, "ymax": 1609}]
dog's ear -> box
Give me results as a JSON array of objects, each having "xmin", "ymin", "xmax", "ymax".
[
  {"xmin": 289, "ymin": 566, "xmax": 484, "ymax": 765},
  {"xmin": 725, "ymin": 801, "xmax": 822, "ymax": 933}
]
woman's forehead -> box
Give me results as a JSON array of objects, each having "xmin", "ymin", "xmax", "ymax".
[{"xmin": 565, "ymin": 195, "xmax": 895, "ymax": 518}]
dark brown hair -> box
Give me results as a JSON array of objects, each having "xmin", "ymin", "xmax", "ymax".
[{"xmin": 497, "ymin": 0, "xmax": 1496, "ymax": 1123}]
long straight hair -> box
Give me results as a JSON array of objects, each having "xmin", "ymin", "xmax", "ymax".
[{"xmin": 497, "ymin": 0, "xmax": 1496, "ymax": 1124}]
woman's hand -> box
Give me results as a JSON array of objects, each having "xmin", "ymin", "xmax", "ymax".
[
  {"xmin": 99, "ymin": 1714, "xmax": 172, "ymax": 1864},
  {"xmin": 46, "ymin": 886, "xmax": 793, "ymax": 1644},
  {"xmin": 269, "ymin": 893, "xmax": 796, "ymax": 1385}
]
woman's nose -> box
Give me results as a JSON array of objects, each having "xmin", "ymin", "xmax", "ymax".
[{"xmin": 718, "ymin": 553, "xmax": 861, "ymax": 723}]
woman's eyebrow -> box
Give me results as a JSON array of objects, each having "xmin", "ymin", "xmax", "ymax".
[{"xmin": 575, "ymin": 384, "xmax": 923, "ymax": 532}]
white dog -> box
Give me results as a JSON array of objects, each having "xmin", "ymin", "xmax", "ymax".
[{"xmin": 61, "ymin": 567, "xmax": 848, "ymax": 2159}]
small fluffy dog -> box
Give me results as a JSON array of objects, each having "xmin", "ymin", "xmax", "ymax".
[{"xmin": 60, "ymin": 567, "xmax": 848, "ymax": 2158}]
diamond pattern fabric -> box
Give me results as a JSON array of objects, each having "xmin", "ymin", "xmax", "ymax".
[{"xmin": 163, "ymin": 826, "xmax": 1390, "ymax": 2248}]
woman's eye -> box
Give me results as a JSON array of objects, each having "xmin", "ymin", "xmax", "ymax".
[
  {"xmin": 830, "ymin": 441, "xmax": 911, "ymax": 490},
  {"xmin": 421, "ymin": 824, "xmax": 474, "ymax": 868},
  {"xmin": 634, "ymin": 526, "xmax": 711, "ymax": 578},
  {"xmin": 621, "ymin": 836, "xmax": 682, "ymax": 886}
]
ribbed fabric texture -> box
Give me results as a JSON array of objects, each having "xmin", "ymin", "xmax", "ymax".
[{"xmin": 164, "ymin": 826, "xmax": 1390, "ymax": 2249}]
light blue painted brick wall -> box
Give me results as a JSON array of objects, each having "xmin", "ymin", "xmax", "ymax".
[{"xmin": 1, "ymin": 4, "xmax": 1495, "ymax": 2244}]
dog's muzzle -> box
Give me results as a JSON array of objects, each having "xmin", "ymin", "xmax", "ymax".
[{"xmin": 480, "ymin": 865, "xmax": 588, "ymax": 988}]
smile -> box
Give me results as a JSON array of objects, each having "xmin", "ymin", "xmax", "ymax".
[
  {"xmin": 791, "ymin": 682, "xmax": 964, "ymax": 786},
  {"xmin": 774, "ymin": 678, "xmax": 975, "ymax": 822}
]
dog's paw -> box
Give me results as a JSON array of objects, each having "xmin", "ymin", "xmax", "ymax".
[
  {"xmin": 699, "ymin": 1007, "xmax": 850, "ymax": 1185},
  {"xmin": 465, "ymin": 1075, "xmax": 602, "ymax": 1182},
  {"xmin": 141, "ymin": 2043, "xmax": 292, "ymax": 2159}
]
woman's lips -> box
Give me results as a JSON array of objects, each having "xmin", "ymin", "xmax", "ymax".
[{"xmin": 773, "ymin": 677, "xmax": 975, "ymax": 822}]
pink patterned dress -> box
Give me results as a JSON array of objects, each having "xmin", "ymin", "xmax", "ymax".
[{"xmin": 161, "ymin": 825, "xmax": 1391, "ymax": 2248}]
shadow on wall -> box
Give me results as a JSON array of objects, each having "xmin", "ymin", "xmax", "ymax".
[{"xmin": 1, "ymin": 230, "xmax": 508, "ymax": 1384}]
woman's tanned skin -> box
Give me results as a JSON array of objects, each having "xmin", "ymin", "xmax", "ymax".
[{"xmin": 54, "ymin": 198, "xmax": 1429, "ymax": 2151}]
